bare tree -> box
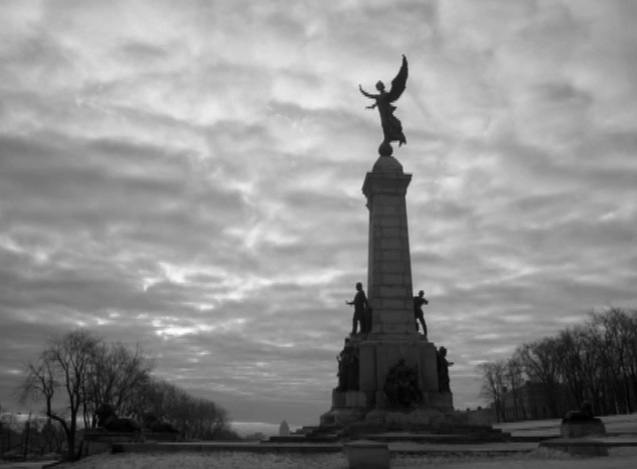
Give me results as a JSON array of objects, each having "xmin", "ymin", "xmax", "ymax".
[
  {"xmin": 555, "ymin": 327, "xmax": 588, "ymax": 409},
  {"xmin": 589, "ymin": 308, "xmax": 637, "ymax": 414},
  {"xmin": 82, "ymin": 342, "xmax": 153, "ymax": 428},
  {"xmin": 515, "ymin": 337, "xmax": 563, "ymax": 418},
  {"xmin": 478, "ymin": 360, "xmax": 507, "ymax": 422},
  {"xmin": 19, "ymin": 330, "xmax": 99, "ymax": 460},
  {"xmin": 19, "ymin": 330, "xmax": 154, "ymax": 459},
  {"xmin": 623, "ymin": 310, "xmax": 637, "ymax": 411},
  {"xmin": 480, "ymin": 307, "xmax": 637, "ymax": 421},
  {"xmin": 37, "ymin": 419, "xmax": 65, "ymax": 456},
  {"xmin": 505, "ymin": 357, "xmax": 527, "ymax": 420},
  {"xmin": 129, "ymin": 378, "xmax": 236, "ymax": 440}
]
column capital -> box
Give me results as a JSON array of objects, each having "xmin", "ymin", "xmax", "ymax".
[{"xmin": 362, "ymin": 162, "xmax": 412, "ymax": 198}]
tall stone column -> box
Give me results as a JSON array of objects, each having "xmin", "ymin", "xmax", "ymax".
[
  {"xmin": 320, "ymin": 154, "xmax": 455, "ymax": 428},
  {"xmin": 362, "ymin": 155, "xmax": 416, "ymax": 337}
]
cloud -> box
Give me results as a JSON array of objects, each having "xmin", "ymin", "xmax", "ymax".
[{"xmin": 1, "ymin": 0, "xmax": 636, "ymax": 428}]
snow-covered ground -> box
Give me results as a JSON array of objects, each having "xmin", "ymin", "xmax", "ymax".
[
  {"xmin": 53, "ymin": 447, "xmax": 637, "ymax": 469},
  {"xmin": 50, "ymin": 414, "xmax": 637, "ymax": 469},
  {"xmin": 496, "ymin": 413, "xmax": 637, "ymax": 436}
]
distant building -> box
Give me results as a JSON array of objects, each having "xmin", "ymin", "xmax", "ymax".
[{"xmin": 279, "ymin": 420, "xmax": 290, "ymax": 436}]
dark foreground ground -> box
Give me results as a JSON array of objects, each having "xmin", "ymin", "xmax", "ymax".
[{"xmin": 2, "ymin": 414, "xmax": 636, "ymax": 469}]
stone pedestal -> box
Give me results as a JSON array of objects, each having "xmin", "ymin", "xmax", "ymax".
[
  {"xmin": 82, "ymin": 430, "xmax": 143, "ymax": 457},
  {"xmin": 560, "ymin": 419, "xmax": 607, "ymax": 438},
  {"xmin": 361, "ymin": 157, "xmax": 448, "ymax": 418},
  {"xmin": 317, "ymin": 154, "xmax": 505, "ymax": 437},
  {"xmin": 321, "ymin": 156, "xmax": 458, "ymax": 429},
  {"xmin": 540, "ymin": 438, "xmax": 609, "ymax": 457},
  {"xmin": 343, "ymin": 440, "xmax": 390, "ymax": 469}
]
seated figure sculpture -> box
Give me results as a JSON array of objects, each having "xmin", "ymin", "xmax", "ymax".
[
  {"xmin": 383, "ymin": 358, "xmax": 422, "ymax": 408},
  {"xmin": 95, "ymin": 403, "xmax": 142, "ymax": 433},
  {"xmin": 560, "ymin": 401, "xmax": 606, "ymax": 438},
  {"xmin": 563, "ymin": 401, "xmax": 595, "ymax": 421},
  {"xmin": 336, "ymin": 343, "xmax": 360, "ymax": 391}
]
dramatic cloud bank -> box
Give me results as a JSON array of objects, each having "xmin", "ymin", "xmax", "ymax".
[{"xmin": 1, "ymin": 0, "xmax": 636, "ymax": 429}]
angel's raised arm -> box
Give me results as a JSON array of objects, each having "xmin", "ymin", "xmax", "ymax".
[{"xmin": 359, "ymin": 85, "xmax": 376, "ymax": 99}]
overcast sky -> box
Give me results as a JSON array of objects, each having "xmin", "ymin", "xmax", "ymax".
[{"xmin": 1, "ymin": 0, "xmax": 636, "ymax": 434}]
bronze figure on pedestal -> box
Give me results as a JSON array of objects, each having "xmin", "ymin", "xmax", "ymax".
[{"xmin": 359, "ymin": 55, "xmax": 409, "ymax": 156}]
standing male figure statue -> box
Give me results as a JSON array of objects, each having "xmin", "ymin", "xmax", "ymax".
[
  {"xmin": 437, "ymin": 346, "xmax": 454, "ymax": 392},
  {"xmin": 346, "ymin": 282, "xmax": 370, "ymax": 336},
  {"xmin": 413, "ymin": 290, "xmax": 428, "ymax": 338}
]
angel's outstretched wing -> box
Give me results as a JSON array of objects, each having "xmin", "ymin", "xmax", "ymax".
[{"xmin": 387, "ymin": 55, "xmax": 408, "ymax": 103}]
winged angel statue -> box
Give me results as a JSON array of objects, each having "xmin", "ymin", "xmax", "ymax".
[{"xmin": 359, "ymin": 55, "xmax": 408, "ymax": 156}]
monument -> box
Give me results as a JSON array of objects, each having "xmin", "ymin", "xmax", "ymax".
[
  {"xmin": 279, "ymin": 420, "xmax": 290, "ymax": 437},
  {"xmin": 320, "ymin": 56, "xmax": 491, "ymax": 431}
]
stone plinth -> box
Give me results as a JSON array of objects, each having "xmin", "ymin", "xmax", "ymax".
[
  {"xmin": 82, "ymin": 430, "xmax": 143, "ymax": 457},
  {"xmin": 320, "ymin": 155, "xmax": 469, "ymax": 431},
  {"xmin": 560, "ymin": 419, "xmax": 606, "ymax": 438},
  {"xmin": 540, "ymin": 438, "xmax": 609, "ymax": 457},
  {"xmin": 343, "ymin": 440, "xmax": 390, "ymax": 469}
]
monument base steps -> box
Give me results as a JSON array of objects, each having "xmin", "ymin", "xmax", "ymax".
[{"xmin": 343, "ymin": 440, "xmax": 390, "ymax": 469}]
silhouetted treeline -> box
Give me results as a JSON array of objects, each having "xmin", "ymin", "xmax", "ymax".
[
  {"xmin": 479, "ymin": 307, "xmax": 637, "ymax": 422},
  {"xmin": 127, "ymin": 378, "xmax": 239, "ymax": 441},
  {"xmin": 0, "ymin": 412, "xmax": 66, "ymax": 461},
  {"xmin": 19, "ymin": 329, "xmax": 238, "ymax": 460}
]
